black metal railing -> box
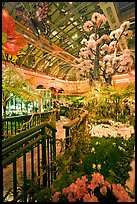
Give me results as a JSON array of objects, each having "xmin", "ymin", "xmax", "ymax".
[
  {"xmin": 2, "ymin": 110, "xmax": 56, "ymax": 139},
  {"xmin": 2, "ymin": 121, "xmax": 57, "ymax": 202}
]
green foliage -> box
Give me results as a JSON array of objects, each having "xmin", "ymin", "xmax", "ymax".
[
  {"xmin": 2, "ymin": 65, "xmax": 41, "ymax": 117},
  {"xmin": 2, "ymin": 32, "xmax": 7, "ymax": 44},
  {"xmin": 86, "ymin": 82, "xmax": 135, "ymax": 123},
  {"xmin": 52, "ymin": 170, "xmax": 84, "ymax": 193},
  {"xmin": 82, "ymin": 134, "xmax": 134, "ymax": 185}
]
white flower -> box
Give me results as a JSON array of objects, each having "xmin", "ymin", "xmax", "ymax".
[
  {"xmin": 104, "ymin": 55, "xmax": 112, "ymax": 62},
  {"xmin": 91, "ymin": 147, "xmax": 95, "ymax": 152},
  {"xmin": 109, "ymin": 29, "xmax": 122, "ymax": 39},
  {"xmin": 118, "ymin": 146, "xmax": 122, "ymax": 150},
  {"xmin": 120, "ymin": 21, "xmax": 131, "ymax": 31},
  {"xmin": 95, "ymin": 142, "xmax": 99, "ymax": 145},
  {"xmin": 93, "ymin": 164, "xmax": 96, "ymax": 169},
  {"xmin": 90, "ymin": 33, "xmax": 99, "ymax": 40},
  {"xmin": 81, "ymin": 38, "xmax": 88, "ymax": 45}
]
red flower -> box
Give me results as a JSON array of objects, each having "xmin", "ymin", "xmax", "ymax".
[
  {"xmin": 2, "ymin": 9, "xmax": 27, "ymax": 56},
  {"xmin": 123, "ymin": 99, "xmax": 128, "ymax": 103},
  {"xmin": 2, "ymin": 9, "xmax": 15, "ymax": 37},
  {"xmin": 3, "ymin": 42, "xmax": 18, "ymax": 55},
  {"xmin": 52, "ymin": 89, "xmax": 58, "ymax": 96}
]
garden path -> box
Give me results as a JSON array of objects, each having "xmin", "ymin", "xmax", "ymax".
[{"xmin": 56, "ymin": 116, "xmax": 71, "ymax": 155}]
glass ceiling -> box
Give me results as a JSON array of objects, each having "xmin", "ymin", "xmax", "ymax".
[{"xmin": 2, "ymin": 2, "xmax": 135, "ymax": 81}]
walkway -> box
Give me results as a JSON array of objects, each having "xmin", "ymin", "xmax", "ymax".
[{"xmin": 56, "ymin": 116, "xmax": 71, "ymax": 155}]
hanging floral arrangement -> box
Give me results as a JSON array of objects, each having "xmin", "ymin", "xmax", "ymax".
[{"xmin": 2, "ymin": 9, "xmax": 27, "ymax": 56}]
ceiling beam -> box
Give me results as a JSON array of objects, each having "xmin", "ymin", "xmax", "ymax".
[
  {"xmin": 98, "ymin": 2, "xmax": 128, "ymax": 51},
  {"xmin": 14, "ymin": 20, "xmax": 77, "ymax": 66}
]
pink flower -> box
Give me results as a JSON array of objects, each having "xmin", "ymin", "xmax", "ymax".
[
  {"xmin": 83, "ymin": 21, "xmax": 93, "ymax": 32},
  {"xmin": 81, "ymin": 38, "xmax": 88, "ymax": 45},
  {"xmin": 83, "ymin": 193, "xmax": 92, "ymax": 202},
  {"xmin": 52, "ymin": 191, "xmax": 60, "ymax": 202},
  {"xmin": 100, "ymin": 185, "xmax": 107, "ymax": 196},
  {"xmin": 75, "ymin": 57, "xmax": 83, "ymax": 63},
  {"xmin": 83, "ymin": 192, "xmax": 99, "ymax": 202},
  {"xmin": 84, "ymin": 60, "xmax": 91, "ymax": 67},
  {"xmin": 109, "ymin": 41, "xmax": 117, "ymax": 52},
  {"xmin": 104, "ymin": 181, "xmax": 111, "ymax": 189},
  {"xmin": 92, "ymin": 172, "xmax": 105, "ymax": 185},
  {"xmin": 68, "ymin": 192, "xmax": 76, "ymax": 202},
  {"xmin": 97, "ymin": 35, "xmax": 109, "ymax": 45},
  {"xmin": 101, "ymin": 44, "xmax": 109, "ymax": 52},
  {"xmin": 62, "ymin": 186, "xmax": 70, "ymax": 195},
  {"xmin": 91, "ymin": 13, "xmax": 107, "ymax": 26},
  {"xmin": 88, "ymin": 182, "xmax": 99, "ymax": 191},
  {"xmin": 111, "ymin": 183, "xmax": 134, "ymax": 201},
  {"xmin": 101, "ymin": 34, "xmax": 110, "ymax": 41},
  {"xmin": 69, "ymin": 183, "xmax": 78, "ymax": 193},
  {"xmin": 87, "ymin": 39, "xmax": 96, "ymax": 49},
  {"xmin": 90, "ymin": 194, "xmax": 99, "ymax": 202},
  {"xmin": 104, "ymin": 55, "xmax": 112, "ymax": 61},
  {"xmin": 52, "ymin": 174, "xmax": 134, "ymax": 202}
]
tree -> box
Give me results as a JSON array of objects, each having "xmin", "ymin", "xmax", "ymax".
[
  {"xmin": 75, "ymin": 12, "xmax": 133, "ymax": 86},
  {"xmin": 2, "ymin": 65, "xmax": 41, "ymax": 117}
]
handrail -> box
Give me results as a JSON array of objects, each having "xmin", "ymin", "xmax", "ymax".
[
  {"xmin": 2, "ymin": 120, "xmax": 57, "ymax": 201},
  {"xmin": 17, "ymin": 112, "xmax": 39, "ymax": 132},
  {"xmin": 2, "ymin": 121, "xmax": 56, "ymax": 149},
  {"xmin": 63, "ymin": 111, "xmax": 88, "ymax": 129},
  {"xmin": 2, "ymin": 110, "xmax": 56, "ymax": 137},
  {"xmin": 63, "ymin": 109, "xmax": 88, "ymax": 148},
  {"xmin": 2, "ymin": 110, "xmax": 55, "ymax": 122}
]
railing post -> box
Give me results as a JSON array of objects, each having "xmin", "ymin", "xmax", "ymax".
[
  {"xmin": 13, "ymin": 159, "xmax": 17, "ymax": 200},
  {"xmin": 52, "ymin": 129, "xmax": 56, "ymax": 180},
  {"xmin": 41, "ymin": 127, "xmax": 47, "ymax": 187},
  {"xmin": 65, "ymin": 128, "xmax": 70, "ymax": 149}
]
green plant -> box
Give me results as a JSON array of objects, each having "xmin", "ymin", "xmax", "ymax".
[
  {"xmin": 2, "ymin": 65, "xmax": 41, "ymax": 117},
  {"xmin": 82, "ymin": 135, "xmax": 134, "ymax": 186}
]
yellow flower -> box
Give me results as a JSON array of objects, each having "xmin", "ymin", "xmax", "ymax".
[
  {"xmin": 93, "ymin": 164, "xmax": 96, "ymax": 169},
  {"xmin": 97, "ymin": 164, "xmax": 101, "ymax": 171},
  {"xmin": 118, "ymin": 146, "xmax": 122, "ymax": 150}
]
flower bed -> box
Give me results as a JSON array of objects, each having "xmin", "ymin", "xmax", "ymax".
[
  {"xmin": 50, "ymin": 134, "xmax": 135, "ymax": 202},
  {"xmin": 52, "ymin": 173, "xmax": 134, "ymax": 202},
  {"xmin": 89, "ymin": 121, "xmax": 134, "ymax": 139}
]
